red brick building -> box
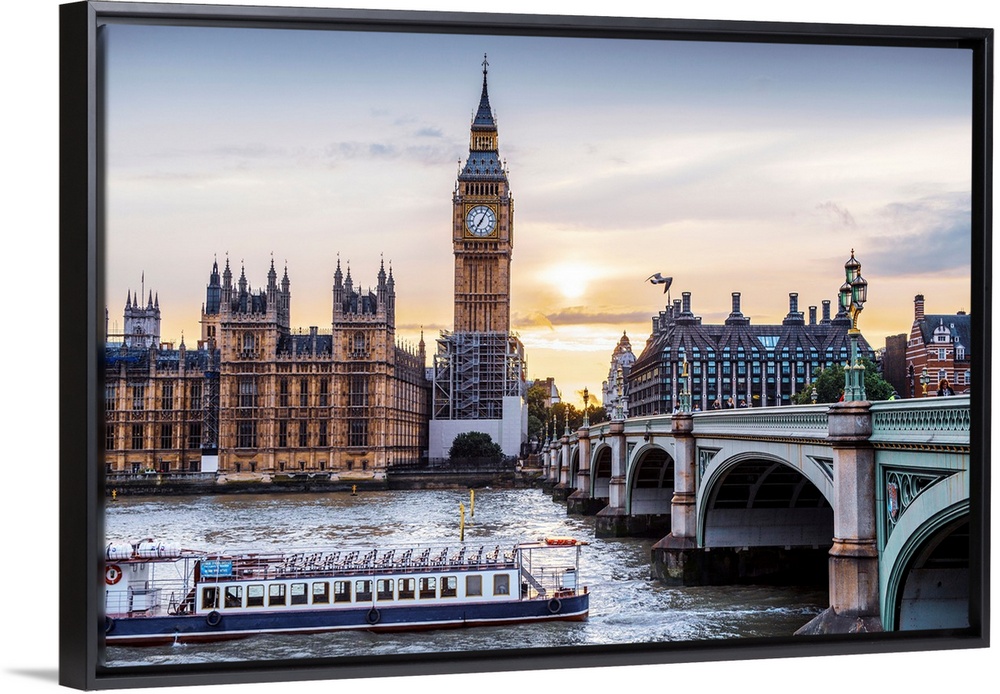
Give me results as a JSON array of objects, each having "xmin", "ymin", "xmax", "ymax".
[{"xmin": 904, "ymin": 294, "xmax": 971, "ymax": 397}]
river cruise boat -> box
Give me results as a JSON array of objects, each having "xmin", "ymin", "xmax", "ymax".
[{"xmin": 104, "ymin": 537, "xmax": 589, "ymax": 645}]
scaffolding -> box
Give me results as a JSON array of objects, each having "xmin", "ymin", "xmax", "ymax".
[
  {"xmin": 202, "ymin": 348, "xmax": 220, "ymax": 454},
  {"xmin": 432, "ymin": 331, "xmax": 525, "ymax": 420}
]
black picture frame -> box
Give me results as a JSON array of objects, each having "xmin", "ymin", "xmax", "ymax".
[{"xmin": 56, "ymin": 1, "xmax": 991, "ymax": 691}]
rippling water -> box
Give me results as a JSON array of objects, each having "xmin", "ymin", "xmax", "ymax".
[{"xmin": 103, "ymin": 488, "xmax": 825, "ymax": 668}]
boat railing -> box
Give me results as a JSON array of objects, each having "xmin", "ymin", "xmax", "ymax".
[{"xmin": 199, "ymin": 544, "xmax": 522, "ymax": 582}]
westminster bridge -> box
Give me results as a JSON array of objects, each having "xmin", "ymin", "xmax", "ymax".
[{"xmin": 539, "ymin": 395, "xmax": 973, "ymax": 634}]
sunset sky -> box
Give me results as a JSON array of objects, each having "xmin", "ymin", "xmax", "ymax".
[{"xmin": 102, "ymin": 21, "xmax": 973, "ymax": 406}]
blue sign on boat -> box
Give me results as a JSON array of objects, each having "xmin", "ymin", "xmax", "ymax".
[{"xmin": 201, "ymin": 560, "xmax": 233, "ymax": 577}]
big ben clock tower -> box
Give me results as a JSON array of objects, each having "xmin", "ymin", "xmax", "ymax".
[
  {"xmin": 452, "ymin": 55, "xmax": 513, "ymax": 334},
  {"xmin": 430, "ymin": 56, "xmax": 527, "ymax": 460}
]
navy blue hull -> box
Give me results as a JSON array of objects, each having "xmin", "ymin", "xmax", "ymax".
[{"xmin": 105, "ymin": 593, "xmax": 589, "ymax": 645}]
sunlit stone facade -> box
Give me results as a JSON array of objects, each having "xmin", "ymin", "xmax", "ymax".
[{"xmin": 104, "ymin": 259, "xmax": 430, "ymax": 479}]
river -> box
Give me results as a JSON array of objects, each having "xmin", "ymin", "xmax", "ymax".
[{"xmin": 103, "ymin": 487, "xmax": 826, "ymax": 668}]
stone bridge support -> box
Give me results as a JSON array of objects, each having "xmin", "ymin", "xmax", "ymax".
[
  {"xmin": 542, "ymin": 438, "xmax": 559, "ymax": 490},
  {"xmin": 569, "ymin": 428, "xmax": 602, "ymax": 514},
  {"xmin": 552, "ymin": 433, "xmax": 572, "ymax": 501},
  {"xmin": 798, "ymin": 401, "xmax": 882, "ymax": 634},
  {"xmin": 651, "ymin": 413, "xmax": 709, "ymax": 582},
  {"xmin": 595, "ymin": 421, "xmax": 632, "ymax": 536}
]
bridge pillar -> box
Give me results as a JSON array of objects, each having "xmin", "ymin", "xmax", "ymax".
[
  {"xmin": 568, "ymin": 428, "xmax": 599, "ymax": 514},
  {"xmin": 540, "ymin": 440, "xmax": 557, "ymax": 491},
  {"xmin": 797, "ymin": 401, "xmax": 883, "ymax": 634},
  {"xmin": 596, "ymin": 421, "xmax": 632, "ymax": 536},
  {"xmin": 552, "ymin": 435, "xmax": 572, "ymax": 501},
  {"xmin": 651, "ymin": 414, "xmax": 702, "ymax": 582}
]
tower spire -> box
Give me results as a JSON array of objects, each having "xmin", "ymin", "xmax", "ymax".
[{"xmin": 473, "ymin": 53, "xmax": 496, "ymax": 130}]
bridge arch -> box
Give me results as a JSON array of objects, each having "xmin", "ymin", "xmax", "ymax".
[
  {"xmin": 569, "ymin": 444, "xmax": 581, "ymax": 490},
  {"xmin": 626, "ymin": 444, "xmax": 674, "ymax": 516},
  {"xmin": 882, "ymin": 471, "xmax": 970, "ymax": 632},
  {"xmin": 698, "ymin": 452, "xmax": 834, "ymax": 550},
  {"xmin": 590, "ymin": 443, "xmax": 612, "ymax": 501}
]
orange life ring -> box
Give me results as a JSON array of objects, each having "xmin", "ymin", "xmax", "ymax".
[{"xmin": 105, "ymin": 564, "xmax": 123, "ymax": 585}]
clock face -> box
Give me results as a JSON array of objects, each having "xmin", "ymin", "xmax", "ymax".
[{"xmin": 465, "ymin": 205, "xmax": 497, "ymax": 237}]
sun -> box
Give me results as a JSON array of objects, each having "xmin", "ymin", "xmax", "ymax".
[{"xmin": 545, "ymin": 262, "xmax": 594, "ymax": 300}]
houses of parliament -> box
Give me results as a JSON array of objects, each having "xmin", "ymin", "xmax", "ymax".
[
  {"xmin": 104, "ymin": 256, "xmax": 429, "ymax": 478},
  {"xmin": 102, "ymin": 57, "xmax": 527, "ymax": 479}
]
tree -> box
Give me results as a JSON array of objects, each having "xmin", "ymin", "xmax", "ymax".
[
  {"xmin": 791, "ymin": 359, "xmax": 895, "ymax": 404},
  {"xmin": 525, "ymin": 383, "xmax": 550, "ymax": 439},
  {"xmin": 448, "ymin": 432, "xmax": 504, "ymax": 461}
]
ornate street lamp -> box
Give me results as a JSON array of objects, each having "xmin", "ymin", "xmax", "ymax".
[
  {"xmin": 679, "ymin": 358, "xmax": 692, "ymax": 413},
  {"xmin": 921, "ymin": 368, "xmax": 929, "ymax": 397},
  {"xmin": 582, "ymin": 387, "xmax": 590, "ymax": 427},
  {"xmin": 839, "ymin": 250, "xmax": 868, "ymax": 401}
]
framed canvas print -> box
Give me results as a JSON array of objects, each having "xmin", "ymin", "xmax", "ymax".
[{"xmin": 56, "ymin": 0, "xmax": 990, "ymax": 691}]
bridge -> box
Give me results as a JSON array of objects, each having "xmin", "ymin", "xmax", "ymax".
[{"xmin": 538, "ymin": 396, "xmax": 972, "ymax": 634}]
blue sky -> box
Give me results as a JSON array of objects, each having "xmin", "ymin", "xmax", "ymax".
[{"xmin": 102, "ymin": 21, "xmax": 973, "ymax": 404}]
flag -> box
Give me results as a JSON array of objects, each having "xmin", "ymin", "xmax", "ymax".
[{"xmin": 646, "ymin": 273, "xmax": 672, "ymax": 293}]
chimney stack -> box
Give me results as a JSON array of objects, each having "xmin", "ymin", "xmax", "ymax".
[
  {"xmin": 914, "ymin": 294, "xmax": 925, "ymax": 321},
  {"xmin": 783, "ymin": 292, "xmax": 804, "ymax": 325},
  {"xmin": 809, "ymin": 306, "xmax": 817, "ymax": 325},
  {"xmin": 822, "ymin": 300, "xmax": 831, "ymax": 324},
  {"xmin": 726, "ymin": 291, "xmax": 749, "ymax": 325}
]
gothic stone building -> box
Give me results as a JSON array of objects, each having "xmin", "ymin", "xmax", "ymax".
[
  {"xmin": 627, "ymin": 285, "xmax": 875, "ymax": 415},
  {"xmin": 104, "ymin": 291, "xmax": 217, "ymax": 474},
  {"xmin": 602, "ymin": 331, "xmax": 636, "ymax": 419},
  {"xmin": 429, "ymin": 57, "xmax": 527, "ymax": 458},
  {"xmin": 104, "ymin": 258, "xmax": 429, "ymax": 479}
]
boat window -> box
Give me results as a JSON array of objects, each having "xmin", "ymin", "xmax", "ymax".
[
  {"xmin": 441, "ymin": 576, "xmax": 457, "ymax": 598},
  {"xmin": 355, "ymin": 580, "xmax": 372, "ymax": 602},
  {"xmin": 268, "ymin": 584, "xmax": 287, "ymax": 606},
  {"xmin": 201, "ymin": 586, "xmax": 219, "ymax": 610},
  {"xmin": 376, "ymin": 579, "xmax": 394, "ymax": 601},
  {"xmin": 493, "ymin": 574, "xmax": 510, "ymax": 596},
  {"xmin": 466, "ymin": 575, "xmax": 482, "ymax": 597},
  {"xmin": 398, "ymin": 578, "xmax": 415, "ymax": 600},
  {"xmin": 419, "ymin": 577, "xmax": 436, "ymax": 599},
  {"xmin": 224, "ymin": 585, "xmax": 243, "ymax": 609},
  {"xmin": 312, "ymin": 582, "xmax": 330, "ymax": 604},
  {"xmin": 290, "ymin": 582, "xmax": 308, "ymax": 605},
  {"xmin": 247, "ymin": 585, "xmax": 265, "ymax": 607},
  {"xmin": 333, "ymin": 581, "xmax": 351, "ymax": 603}
]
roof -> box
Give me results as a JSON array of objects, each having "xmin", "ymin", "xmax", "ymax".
[
  {"xmin": 459, "ymin": 151, "xmax": 505, "ymax": 181},
  {"xmin": 916, "ymin": 313, "xmax": 971, "ymax": 352}
]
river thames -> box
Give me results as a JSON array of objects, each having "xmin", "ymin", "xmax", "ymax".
[{"xmin": 103, "ymin": 487, "xmax": 826, "ymax": 668}]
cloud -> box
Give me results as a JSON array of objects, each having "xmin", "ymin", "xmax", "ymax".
[
  {"xmin": 513, "ymin": 307, "xmax": 653, "ymax": 328},
  {"xmin": 211, "ymin": 143, "xmax": 284, "ymax": 159},
  {"xmin": 866, "ymin": 192, "xmax": 971, "ymax": 275},
  {"xmin": 817, "ymin": 201, "xmax": 857, "ymax": 227},
  {"xmin": 517, "ymin": 312, "xmax": 555, "ymax": 330}
]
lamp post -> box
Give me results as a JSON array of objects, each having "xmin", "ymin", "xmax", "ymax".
[
  {"xmin": 921, "ymin": 368, "xmax": 929, "ymax": 397},
  {"xmin": 582, "ymin": 387, "xmax": 590, "ymax": 427},
  {"xmin": 679, "ymin": 358, "xmax": 692, "ymax": 413},
  {"xmin": 839, "ymin": 250, "xmax": 868, "ymax": 401}
]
